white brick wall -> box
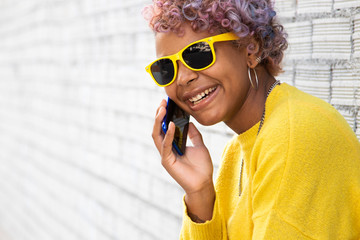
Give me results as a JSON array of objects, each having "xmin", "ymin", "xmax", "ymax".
[
  {"xmin": 0, "ymin": 0, "xmax": 184, "ymax": 239},
  {"xmin": 0, "ymin": 1, "xmax": 358, "ymax": 240},
  {"xmin": 277, "ymin": 1, "xmax": 360, "ymax": 136}
]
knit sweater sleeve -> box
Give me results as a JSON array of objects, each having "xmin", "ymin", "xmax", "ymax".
[{"xmin": 179, "ymin": 194, "xmax": 226, "ymax": 240}]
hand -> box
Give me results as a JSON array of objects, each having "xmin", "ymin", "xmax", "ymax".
[{"xmin": 152, "ymin": 99, "xmax": 214, "ymax": 196}]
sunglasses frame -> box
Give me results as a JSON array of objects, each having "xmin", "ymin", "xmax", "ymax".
[{"xmin": 145, "ymin": 32, "xmax": 240, "ymax": 87}]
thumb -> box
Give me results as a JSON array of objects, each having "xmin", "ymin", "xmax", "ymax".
[{"xmin": 188, "ymin": 122, "xmax": 205, "ymax": 147}]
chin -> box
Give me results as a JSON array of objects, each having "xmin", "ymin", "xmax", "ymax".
[{"xmin": 193, "ymin": 114, "xmax": 222, "ymax": 126}]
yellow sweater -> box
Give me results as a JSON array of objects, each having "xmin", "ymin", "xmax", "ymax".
[{"xmin": 180, "ymin": 83, "xmax": 360, "ymax": 240}]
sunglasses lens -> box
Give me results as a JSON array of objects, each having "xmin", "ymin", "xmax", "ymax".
[
  {"xmin": 182, "ymin": 42, "xmax": 213, "ymax": 69},
  {"xmin": 151, "ymin": 58, "xmax": 175, "ymax": 86}
]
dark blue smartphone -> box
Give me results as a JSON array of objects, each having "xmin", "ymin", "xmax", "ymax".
[{"xmin": 162, "ymin": 97, "xmax": 190, "ymax": 156}]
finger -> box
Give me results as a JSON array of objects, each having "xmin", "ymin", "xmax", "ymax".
[
  {"xmin": 161, "ymin": 121, "xmax": 176, "ymax": 164},
  {"xmin": 152, "ymin": 105, "xmax": 167, "ymax": 153},
  {"xmin": 187, "ymin": 122, "xmax": 205, "ymax": 147},
  {"xmin": 155, "ymin": 99, "xmax": 167, "ymax": 117}
]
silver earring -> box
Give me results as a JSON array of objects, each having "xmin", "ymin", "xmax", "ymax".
[
  {"xmin": 248, "ymin": 67, "xmax": 259, "ymax": 89},
  {"xmin": 255, "ymin": 56, "xmax": 262, "ymax": 63}
]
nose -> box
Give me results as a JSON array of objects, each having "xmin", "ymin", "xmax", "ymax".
[{"xmin": 176, "ymin": 61, "xmax": 198, "ymax": 86}]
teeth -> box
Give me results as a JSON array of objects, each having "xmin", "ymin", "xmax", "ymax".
[{"xmin": 189, "ymin": 87, "xmax": 217, "ymax": 104}]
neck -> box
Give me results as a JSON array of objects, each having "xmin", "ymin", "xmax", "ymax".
[{"xmin": 224, "ymin": 65, "xmax": 277, "ymax": 135}]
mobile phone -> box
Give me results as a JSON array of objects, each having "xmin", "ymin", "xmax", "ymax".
[{"xmin": 162, "ymin": 97, "xmax": 190, "ymax": 156}]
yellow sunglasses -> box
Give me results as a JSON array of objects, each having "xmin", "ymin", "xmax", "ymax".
[{"xmin": 145, "ymin": 32, "xmax": 240, "ymax": 87}]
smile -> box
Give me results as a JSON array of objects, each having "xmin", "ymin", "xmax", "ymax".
[{"xmin": 189, "ymin": 86, "xmax": 217, "ymax": 105}]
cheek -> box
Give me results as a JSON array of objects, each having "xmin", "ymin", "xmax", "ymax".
[
  {"xmin": 164, "ymin": 85, "xmax": 177, "ymax": 99},
  {"xmin": 164, "ymin": 85, "xmax": 189, "ymax": 111},
  {"xmin": 202, "ymin": 60, "xmax": 247, "ymax": 91},
  {"xmin": 207, "ymin": 47, "xmax": 247, "ymax": 82}
]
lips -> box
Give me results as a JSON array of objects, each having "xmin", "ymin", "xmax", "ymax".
[
  {"xmin": 182, "ymin": 85, "xmax": 219, "ymax": 111},
  {"xmin": 188, "ymin": 86, "xmax": 217, "ymax": 105}
]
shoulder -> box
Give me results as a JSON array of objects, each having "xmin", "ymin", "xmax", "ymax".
[
  {"xmin": 255, "ymin": 83, "xmax": 360, "ymax": 176},
  {"xmin": 262, "ymin": 83, "xmax": 357, "ymax": 144}
]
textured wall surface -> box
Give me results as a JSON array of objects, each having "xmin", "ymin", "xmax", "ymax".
[
  {"xmin": 277, "ymin": 0, "xmax": 360, "ymax": 138},
  {"xmin": 0, "ymin": 0, "xmax": 358, "ymax": 240}
]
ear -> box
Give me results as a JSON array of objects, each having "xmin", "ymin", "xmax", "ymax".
[{"xmin": 246, "ymin": 39, "xmax": 261, "ymax": 69}]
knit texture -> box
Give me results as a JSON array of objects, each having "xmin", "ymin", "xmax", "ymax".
[{"xmin": 180, "ymin": 83, "xmax": 360, "ymax": 240}]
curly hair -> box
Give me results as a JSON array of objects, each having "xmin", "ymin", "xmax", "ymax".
[{"xmin": 142, "ymin": 0, "xmax": 288, "ymax": 76}]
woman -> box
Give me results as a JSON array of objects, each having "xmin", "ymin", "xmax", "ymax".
[{"xmin": 143, "ymin": 0, "xmax": 360, "ymax": 239}]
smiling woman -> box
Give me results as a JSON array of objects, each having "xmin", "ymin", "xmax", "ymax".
[{"xmin": 143, "ymin": 0, "xmax": 360, "ymax": 239}]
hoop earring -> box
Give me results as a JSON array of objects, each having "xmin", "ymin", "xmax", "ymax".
[{"xmin": 248, "ymin": 67, "xmax": 259, "ymax": 89}]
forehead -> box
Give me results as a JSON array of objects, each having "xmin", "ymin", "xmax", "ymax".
[{"xmin": 155, "ymin": 26, "xmax": 212, "ymax": 58}]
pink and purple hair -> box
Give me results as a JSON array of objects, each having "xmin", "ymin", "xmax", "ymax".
[{"xmin": 142, "ymin": 0, "xmax": 288, "ymax": 76}]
